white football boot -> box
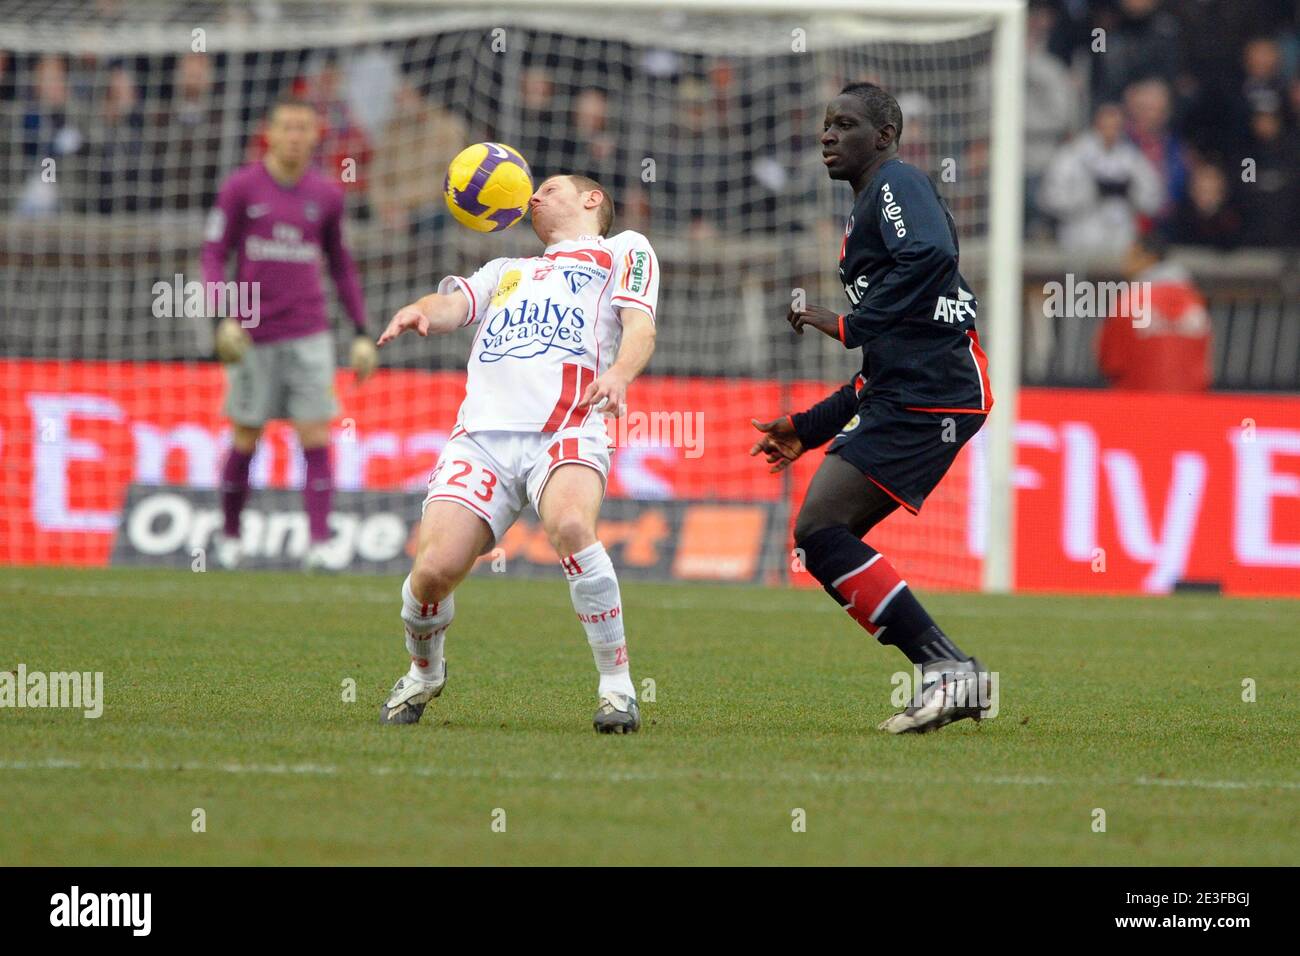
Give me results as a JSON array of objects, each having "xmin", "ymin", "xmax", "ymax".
[
  {"xmin": 213, "ymin": 531, "xmax": 242, "ymax": 570},
  {"xmin": 593, "ymin": 691, "xmax": 641, "ymax": 734},
  {"xmin": 302, "ymin": 540, "xmax": 337, "ymax": 573},
  {"xmin": 379, "ymin": 667, "xmax": 448, "ymax": 725},
  {"xmin": 878, "ymin": 657, "xmax": 991, "ymax": 734}
]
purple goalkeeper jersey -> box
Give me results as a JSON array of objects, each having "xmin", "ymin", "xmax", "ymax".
[{"xmin": 200, "ymin": 161, "xmax": 367, "ymax": 343}]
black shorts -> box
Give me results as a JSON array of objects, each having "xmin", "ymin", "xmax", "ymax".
[{"xmin": 826, "ymin": 405, "xmax": 987, "ymax": 514}]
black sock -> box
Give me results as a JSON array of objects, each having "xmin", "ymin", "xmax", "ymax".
[{"xmin": 799, "ymin": 525, "xmax": 970, "ymax": 666}]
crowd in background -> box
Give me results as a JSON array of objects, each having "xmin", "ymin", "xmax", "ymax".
[
  {"xmin": 2, "ymin": 0, "xmax": 1298, "ymax": 254},
  {"xmin": 1028, "ymin": 0, "xmax": 1300, "ymax": 254}
]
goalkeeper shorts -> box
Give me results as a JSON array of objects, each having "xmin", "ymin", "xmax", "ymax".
[{"xmin": 223, "ymin": 330, "xmax": 339, "ymax": 427}]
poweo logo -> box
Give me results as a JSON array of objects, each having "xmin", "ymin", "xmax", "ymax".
[{"xmin": 881, "ymin": 183, "xmax": 906, "ymax": 238}]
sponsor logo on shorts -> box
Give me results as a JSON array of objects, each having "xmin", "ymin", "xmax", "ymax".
[{"xmin": 842, "ymin": 414, "xmax": 860, "ymax": 432}]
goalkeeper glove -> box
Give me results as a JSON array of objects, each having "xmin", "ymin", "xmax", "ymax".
[
  {"xmin": 214, "ymin": 317, "xmax": 252, "ymax": 364},
  {"xmin": 350, "ymin": 335, "xmax": 379, "ymax": 382}
]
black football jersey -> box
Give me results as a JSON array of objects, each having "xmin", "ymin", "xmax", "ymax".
[{"xmin": 834, "ymin": 157, "xmax": 991, "ymax": 414}]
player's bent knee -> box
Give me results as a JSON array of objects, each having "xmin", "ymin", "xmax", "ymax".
[
  {"xmin": 546, "ymin": 510, "xmax": 596, "ymax": 557},
  {"xmin": 410, "ymin": 554, "xmax": 470, "ymax": 602},
  {"xmin": 793, "ymin": 507, "xmax": 842, "ymax": 548}
]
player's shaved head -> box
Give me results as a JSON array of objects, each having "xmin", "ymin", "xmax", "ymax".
[
  {"xmin": 264, "ymin": 96, "xmax": 319, "ymax": 181},
  {"xmin": 839, "ymin": 82, "xmax": 904, "ymax": 143},
  {"xmin": 822, "ymin": 82, "xmax": 903, "ymax": 195},
  {"xmin": 566, "ymin": 175, "xmax": 614, "ymax": 235},
  {"xmin": 531, "ymin": 174, "xmax": 614, "ymax": 241},
  {"xmin": 268, "ymin": 96, "xmax": 316, "ymax": 122}
]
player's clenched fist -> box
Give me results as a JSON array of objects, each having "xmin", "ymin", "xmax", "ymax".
[
  {"xmin": 749, "ymin": 416, "xmax": 804, "ymax": 473},
  {"xmin": 377, "ymin": 305, "xmax": 430, "ymax": 346}
]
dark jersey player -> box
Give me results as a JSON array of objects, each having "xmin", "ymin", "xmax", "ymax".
[{"xmin": 750, "ymin": 82, "xmax": 993, "ymax": 734}]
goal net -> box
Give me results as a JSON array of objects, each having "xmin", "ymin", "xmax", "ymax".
[{"xmin": 0, "ymin": 0, "xmax": 1021, "ymax": 590}]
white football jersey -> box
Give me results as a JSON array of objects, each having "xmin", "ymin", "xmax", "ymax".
[{"xmin": 438, "ymin": 230, "xmax": 660, "ymax": 434}]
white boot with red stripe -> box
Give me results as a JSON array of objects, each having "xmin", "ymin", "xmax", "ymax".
[
  {"xmin": 561, "ymin": 541, "xmax": 640, "ymax": 734},
  {"xmin": 380, "ymin": 576, "xmax": 454, "ymax": 725}
]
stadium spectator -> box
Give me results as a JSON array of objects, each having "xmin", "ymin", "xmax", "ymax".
[
  {"xmin": 561, "ymin": 88, "xmax": 623, "ymax": 192},
  {"xmin": 894, "ymin": 91, "xmax": 936, "ymax": 173},
  {"xmin": 1166, "ymin": 158, "xmax": 1244, "ymax": 249},
  {"xmin": 1123, "ymin": 77, "xmax": 1187, "ymax": 226},
  {"xmin": 1037, "ymin": 102, "xmax": 1163, "ymax": 256},
  {"xmin": 1023, "ymin": 0, "xmax": 1081, "ymax": 237},
  {"xmin": 1170, "ymin": 2, "xmax": 1293, "ymax": 153},
  {"xmin": 1096, "ymin": 233, "xmax": 1212, "ymax": 392},
  {"xmin": 514, "ymin": 65, "xmax": 558, "ymax": 176},
  {"xmin": 1237, "ymin": 95, "xmax": 1300, "ymax": 247},
  {"xmin": 0, "ymin": 50, "xmax": 16, "ymax": 103},
  {"xmin": 344, "ymin": 45, "xmax": 401, "ymax": 140},
  {"xmin": 17, "ymin": 53, "xmax": 86, "ymax": 216},
  {"xmin": 1090, "ymin": 0, "xmax": 1182, "ymax": 105},
  {"xmin": 1239, "ymin": 36, "xmax": 1289, "ymax": 122},
  {"xmin": 302, "ymin": 57, "xmax": 373, "ymax": 202},
  {"xmin": 155, "ymin": 51, "xmax": 223, "ymax": 211},
  {"xmin": 661, "ymin": 77, "xmax": 720, "ymax": 237},
  {"xmin": 82, "ymin": 62, "xmax": 145, "ymax": 213},
  {"xmin": 370, "ymin": 79, "xmax": 467, "ymax": 234}
]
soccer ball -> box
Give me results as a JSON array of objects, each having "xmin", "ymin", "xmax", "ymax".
[{"xmin": 443, "ymin": 142, "xmax": 533, "ymax": 233}]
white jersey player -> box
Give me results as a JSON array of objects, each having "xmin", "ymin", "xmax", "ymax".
[{"xmin": 375, "ymin": 174, "xmax": 658, "ymax": 733}]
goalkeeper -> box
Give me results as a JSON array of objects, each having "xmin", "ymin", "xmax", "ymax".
[
  {"xmin": 750, "ymin": 83, "xmax": 993, "ymax": 734},
  {"xmin": 201, "ymin": 97, "xmax": 377, "ymax": 571}
]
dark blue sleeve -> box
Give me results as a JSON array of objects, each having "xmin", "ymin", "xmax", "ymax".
[
  {"xmin": 840, "ymin": 167, "xmax": 958, "ymax": 350},
  {"xmin": 790, "ymin": 380, "xmax": 857, "ymax": 449}
]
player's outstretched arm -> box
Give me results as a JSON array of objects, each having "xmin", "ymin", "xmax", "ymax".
[
  {"xmin": 576, "ymin": 308, "xmax": 655, "ymax": 417},
  {"xmin": 376, "ymin": 292, "xmax": 471, "ymax": 347},
  {"xmin": 750, "ymin": 380, "xmax": 859, "ymax": 473}
]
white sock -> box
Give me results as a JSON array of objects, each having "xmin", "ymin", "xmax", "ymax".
[
  {"xmin": 562, "ymin": 542, "xmax": 635, "ymax": 699},
  {"xmin": 401, "ymin": 574, "xmax": 453, "ymax": 682}
]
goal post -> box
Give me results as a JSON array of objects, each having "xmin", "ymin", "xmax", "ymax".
[{"xmin": 0, "ymin": 0, "xmax": 1025, "ymax": 590}]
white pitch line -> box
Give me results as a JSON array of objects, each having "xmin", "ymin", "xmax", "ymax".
[
  {"xmin": 1, "ymin": 757, "xmax": 1297, "ymax": 793},
  {"xmin": 3, "ymin": 578, "xmax": 1292, "ymax": 623}
]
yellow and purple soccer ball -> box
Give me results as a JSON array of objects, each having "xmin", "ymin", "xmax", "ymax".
[{"xmin": 444, "ymin": 142, "xmax": 533, "ymax": 233}]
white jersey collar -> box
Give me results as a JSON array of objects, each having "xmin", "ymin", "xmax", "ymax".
[{"xmin": 544, "ymin": 234, "xmax": 605, "ymax": 253}]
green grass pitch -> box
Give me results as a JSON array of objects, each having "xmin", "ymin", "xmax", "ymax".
[{"xmin": 1, "ymin": 566, "xmax": 1297, "ymax": 866}]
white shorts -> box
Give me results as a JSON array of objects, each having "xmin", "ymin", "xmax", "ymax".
[{"xmin": 422, "ymin": 426, "xmax": 612, "ymax": 547}]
